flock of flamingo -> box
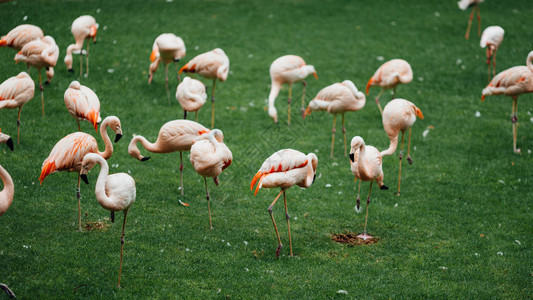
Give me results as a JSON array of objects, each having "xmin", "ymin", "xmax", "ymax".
[{"xmin": 0, "ymin": 0, "xmax": 532, "ymax": 294}]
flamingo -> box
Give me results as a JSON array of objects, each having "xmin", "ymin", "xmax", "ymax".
[
  {"xmin": 65, "ymin": 15, "xmax": 98, "ymax": 77},
  {"xmin": 380, "ymin": 99, "xmax": 424, "ymax": 196},
  {"xmin": 480, "ymin": 26, "xmax": 504, "ymax": 81},
  {"xmin": 250, "ymin": 149, "xmax": 318, "ymax": 258},
  {"xmin": 0, "ymin": 130, "xmax": 14, "ymax": 153},
  {"xmin": 303, "ymin": 80, "xmax": 366, "ymax": 158},
  {"xmin": 179, "ymin": 48, "xmax": 229, "ymax": 128},
  {"xmin": 128, "ymin": 120, "xmax": 209, "ymax": 196},
  {"xmin": 0, "ymin": 132, "xmax": 15, "ymax": 298},
  {"xmin": 64, "ymin": 81, "xmax": 101, "ymax": 132},
  {"xmin": 0, "ymin": 72, "xmax": 35, "ymax": 144},
  {"xmin": 481, "ymin": 51, "xmax": 533, "ymax": 153},
  {"xmin": 189, "ymin": 129, "xmax": 232, "ymax": 230},
  {"xmin": 14, "ymin": 35, "xmax": 59, "ymax": 117},
  {"xmin": 148, "ymin": 33, "xmax": 186, "ymax": 104},
  {"xmin": 268, "ymin": 55, "xmax": 318, "ymax": 125},
  {"xmin": 0, "ymin": 24, "xmax": 43, "ymax": 50},
  {"xmin": 459, "ymin": 0, "xmax": 483, "ymax": 40},
  {"xmin": 366, "ymin": 59, "xmax": 413, "ymax": 115},
  {"xmin": 80, "ymin": 153, "xmax": 135, "ymax": 288},
  {"xmin": 349, "ymin": 136, "xmax": 387, "ymax": 240},
  {"xmin": 39, "ymin": 116, "xmax": 123, "ymax": 231},
  {"xmin": 176, "ymin": 77, "xmax": 207, "ymax": 120}
]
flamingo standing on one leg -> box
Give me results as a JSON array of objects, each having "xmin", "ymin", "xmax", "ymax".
[
  {"xmin": 179, "ymin": 48, "xmax": 229, "ymax": 128},
  {"xmin": 459, "ymin": 0, "xmax": 483, "ymax": 40},
  {"xmin": 366, "ymin": 59, "xmax": 413, "ymax": 115},
  {"xmin": 80, "ymin": 153, "xmax": 135, "ymax": 288},
  {"xmin": 0, "ymin": 24, "xmax": 43, "ymax": 50},
  {"xmin": 0, "ymin": 131, "xmax": 16, "ymax": 298},
  {"xmin": 349, "ymin": 136, "xmax": 387, "ymax": 240},
  {"xmin": 64, "ymin": 81, "xmax": 101, "ymax": 132},
  {"xmin": 481, "ymin": 51, "xmax": 533, "ymax": 153},
  {"xmin": 303, "ymin": 80, "xmax": 366, "ymax": 158},
  {"xmin": 39, "ymin": 116, "xmax": 123, "ymax": 231},
  {"xmin": 14, "ymin": 35, "xmax": 59, "ymax": 117},
  {"xmin": 128, "ymin": 120, "xmax": 209, "ymax": 196},
  {"xmin": 65, "ymin": 15, "xmax": 98, "ymax": 77},
  {"xmin": 381, "ymin": 99, "xmax": 424, "ymax": 196},
  {"xmin": 268, "ymin": 55, "xmax": 318, "ymax": 125},
  {"xmin": 190, "ymin": 129, "xmax": 232, "ymax": 230},
  {"xmin": 148, "ymin": 33, "xmax": 186, "ymax": 104},
  {"xmin": 480, "ymin": 26, "xmax": 504, "ymax": 81},
  {"xmin": 176, "ymin": 77, "xmax": 207, "ymax": 120},
  {"xmin": 250, "ymin": 149, "xmax": 318, "ymax": 258},
  {"xmin": 0, "ymin": 72, "xmax": 35, "ymax": 144}
]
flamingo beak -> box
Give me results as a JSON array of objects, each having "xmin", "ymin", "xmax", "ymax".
[
  {"xmin": 6, "ymin": 137, "xmax": 14, "ymax": 151},
  {"xmin": 80, "ymin": 174, "xmax": 89, "ymax": 185},
  {"xmin": 313, "ymin": 72, "xmax": 318, "ymax": 80}
]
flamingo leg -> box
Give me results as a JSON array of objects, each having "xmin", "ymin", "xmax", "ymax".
[
  {"xmin": 476, "ymin": 5, "xmax": 481, "ymax": 37},
  {"xmin": 183, "ymin": 110, "xmax": 187, "ymax": 119},
  {"xmin": 17, "ymin": 106, "xmax": 22, "ymax": 145},
  {"xmin": 354, "ymin": 178, "xmax": 362, "ymax": 212},
  {"xmin": 342, "ymin": 113, "xmax": 347, "ymax": 157},
  {"xmin": 39, "ymin": 70, "xmax": 44, "ymax": 117},
  {"xmin": 330, "ymin": 114, "xmax": 337, "ymax": 158},
  {"xmin": 204, "ymin": 177, "xmax": 213, "ymax": 230},
  {"xmin": 175, "ymin": 63, "xmax": 181, "ymax": 83},
  {"xmin": 77, "ymin": 174, "xmax": 82, "ymax": 231},
  {"xmin": 287, "ymin": 83, "xmax": 292, "ymax": 126},
  {"xmin": 77, "ymin": 119, "xmax": 81, "ymax": 132},
  {"xmin": 375, "ymin": 89, "xmax": 384, "ymax": 115},
  {"xmin": 283, "ymin": 190, "xmax": 293, "ymax": 257},
  {"xmin": 165, "ymin": 63, "xmax": 170, "ymax": 105},
  {"xmin": 465, "ymin": 7, "xmax": 475, "ymax": 39},
  {"xmin": 357, "ymin": 181, "xmax": 374, "ymax": 240},
  {"xmin": 179, "ymin": 151, "xmax": 184, "ymax": 195},
  {"xmin": 79, "ymin": 49, "xmax": 83, "ymax": 78},
  {"xmin": 86, "ymin": 41, "xmax": 90, "ymax": 77},
  {"xmin": 211, "ymin": 79, "xmax": 216, "ymax": 128},
  {"xmin": 268, "ymin": 189, "xmax": 284, "ymax": 258},
  {"xmin": 301, "ymin": 81, "xmax": 307, "ymax": 117},
  {"xmin": 0, "ymin": 283, "xmax": 16, "ymax": 298},
  {"xmin": 407, "ymin": 127, "xmax": 413, "ymax": 165},
  {"xmin": 511, "ymin": 96, "xmax": 519, "ymax": 153},
  {"xmin": 117, "ymin": 209, "xmax": 128, "ymax": 289},
  {"xmin": 397, "ymin": 131, "xmax": 405, "ymax": 196}
]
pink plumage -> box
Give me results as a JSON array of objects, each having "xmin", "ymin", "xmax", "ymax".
[
  {"xmin": 0, "ymin": 131, "xmax": 14, "ymax": 217},
  {"xmin": 366, "ymin": 59, "xmax": 413, "ymax": 114},
  {"xmin": 480, "ymin": 26, "xmax": 504, "ymax": 79},
  {"xmin": 148, "ymin": 33, "xmax": 186, "ymax": 84},
  {"xmin": 458, "ymin": 0, "xmax": 484, "ymax": 39},
  {"xmin": 0, "ymin": 72, "xmax": 35, "ymax": 144},
  {"xmin": 65, "ymin": 15, "xmax": 98, "ymax": 75},
  {"xmin": 64, "ymin": 81, "xmax": 101, "ymax": 132},
  {"xmin": 0, "ymin": 24, "xmax": 44, "ymax": 50},
  {"xmin": 176, "ymin": 77, "xmax": 207, "ymax": 119}
]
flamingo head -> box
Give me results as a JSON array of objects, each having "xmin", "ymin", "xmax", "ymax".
[{"xmin": 80, "ymin": 153, "xmax": 101, "ymax": 184}]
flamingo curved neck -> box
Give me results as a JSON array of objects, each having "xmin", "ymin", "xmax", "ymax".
[
  {"xmin": 357, "ymin": 143, "xmax": 372, "ymax": 178},
  {"xmin": 93, "ymin": 156, "xmax": 114, "ymax": 210},
  {"xmin": 380, "ymin": 135, "xmax": 398, "ymax": 157},
  {"xmin": 0, "ymin": 165, "xmax": 14, "ymax": 215},
  {"xmin": 136, "ymin": 135, "xmax": 159, "ymax": 153},
  {"xmin": 527, "ymin": 52, "xmax": 533, "ymax": 72},
  {"xmin": 268, "ymin": 81, "xmax": 281, "ymax": 108},
  {"xmin": 98, "ymin": 120, "xmax": 113, "ymax": 159}
]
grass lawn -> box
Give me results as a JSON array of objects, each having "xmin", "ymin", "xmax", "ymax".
[{"xmin": 1, "ymin": 0, "xmax": 532, "ymax": 298}]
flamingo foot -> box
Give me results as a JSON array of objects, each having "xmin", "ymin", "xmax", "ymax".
[
  {"xmin": 275, "ymin": 244, "xmax": 283, "ymax": 258},
  {"xmin": 356, "ymin": 233, "xmax": 374, "ymax": 240},
  {"xmin": 407, "ymin": 155, "xmax": 413, "ymax": 165}
]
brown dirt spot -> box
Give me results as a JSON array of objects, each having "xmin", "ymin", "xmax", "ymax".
[
  {"xmin": 84, "ymin": 220, "xmax": 110, "ymax": 231},
  {"xmin": 331, "ymin": 231, "xmax": 379, "ymax": 246}
]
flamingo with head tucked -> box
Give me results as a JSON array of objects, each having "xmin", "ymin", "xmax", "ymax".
[
  {"xmin": 39, "ymin": 116, "xmax": 123, "ymax": 231},
  {"xmin": 0, "ymin": 72, "xmax": 35, "ymax": 144},
  {"xmin": 250, "ymin": 149, "xmax": 317, "ymax": 258},
  {"xmin": 0, "ymin": 24, "xmax": 43, "ymax": 50},
  {"xmin": 128, "ymin": 120, "xmax": 209, "ymax": 196},
  {"xmin": 304, "ymin": 80, "xmax": 366, "ymax": 158},
  {"xmin": 366, "ymin": 59, "xmax": 413, "ymax": 115},
  {"xmin": 481, "ymin": 51, "xmax": 533, "ymax": 153},
  {"xmin": 190, "ymin": 129, "xmax": 232, "ymax": 230},
  {"xmin": 459, "ymin": 0, "xmax": 483, "ymax": 40},
  {"xmin": 64, "ymin": 81, "xmax": 101, "ymax": 132},
  {"xmin": 179, "ymin": 48, "xmax": 229, "ymax": 128},
  {"xmin": 176, "ymin": 77, "xmax": 206, "ymax": 120},
  {"xmin": 65, "ymin": 15, "xmax": 98, "ymax": 77},
  {"xmin": 268, "ymin": 55, "xmax": 318, "ymax": 125},
  {"xmin": 480, "ymin": 26, "xmax": 504, "ymax": 80}
]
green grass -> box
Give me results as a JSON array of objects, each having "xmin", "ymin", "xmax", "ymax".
[{"xmin": 1, "ymin": 0, "xmax": 532, "ymax": 298}]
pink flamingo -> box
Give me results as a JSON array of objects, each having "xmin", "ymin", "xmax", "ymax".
[
  {"xmin": 128, "ymin": 120, "xmax": 209, "ymax": 196},
  {"xmin": 39, "ymin": 116, "xmax": 123, "ymax": 231},
  {"xmin": 481, "ymin": 51, "xmax": 533, "ymax": 153},
  {"xmin": 481, "ymin": 26, "xmax": 504, "ymax": 80},
  {"xmin": 80, "ymin": 153, "xmax": 136, "ymax": 288},
  {"xmin": 0, "ymin": 72, "xmax": 35, "ymax": 144},
  {"xmin": 380, "ymin": 99, "xmax": 424, "ymax": 196},
  {"xmin": 190, "ymin": 129, "xmax": 232, "ymax": 230},
  {"xmin": 303, "ymin": 80, "xmax": 366, "ymax": 158},
  {"xmin": 65, "ymin": 15, "xmax": 98, "ymax": 77},
  {"xmin": 0, "ymin": 24, "xmax": 43, "ymax": 50},
  {"xmin": 250, "ymin": 149, "xmax": 318, "ymax": 258},
  {"xmin": 459, "ymin": 0, "xmax": 483, "ymax": 40},
  {"xmin": 148, "ymin": 33, "xmax": 186, "ymax": 104},
  {"xmin": 179, "ymin": 48, "xmax": 229, "ymax": 128},
  {"xmin": 0, "ymin": 131, "xmax": 15, "ymax": 298},
  {"xmin": 366, "ymin": 59, "xmax": 413, "ymax": 115},
  {"xmin": 64, "ymin": 81, "xmax": 101, "ymax": 132},
  {"xmin": 176, "ymin": 77, "xmax": 207, "ymax": 120},
  {"xmin": 349, "ymin": 136, "xmax": 387, "ymax": 240},
  {"xmin": 14, "ymin": 35, "xmax": 59, "ymax": 117},
  {"xmin": 268, "ymin": 55, "xmax": 318, "ymax": 125}
]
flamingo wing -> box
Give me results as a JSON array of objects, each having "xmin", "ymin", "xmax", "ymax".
[{"xmin": 0, "ymin": 73, "xmax": 34, "ymax": 105}]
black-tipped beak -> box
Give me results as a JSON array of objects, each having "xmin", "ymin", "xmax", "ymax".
[
  {"xmin": 173, "ymin": 58, "xmax": 180, "ymax": 62},
  {"xmin": 68, "ymin": 69, "xmax": 74, "ymax": 73},
  {"xmin": 114, "ymin": 133, "xmax": 122, "ymax": 143},
  {"xmin": 141, "ymin": 156, "xmax": 151, "ymax": 162},
  {"xmin": 45, "ymin": 67, "xmax": 50, "ymax": 71},
  {"xmin": 45, "ymin": 80, "xmax": 50, "ymax": 85},
  {"xmin": 93, "ymin": 40, "xmax": 97, "ymax": 45},
  {"xmin": 380, "ymin": 185, "xmax": 389, "ymax": 190},
  {"xmin": 312, "ymin": 174, "xmax": 316, "ymax": 184},
  {"xmin": 81, "ymin": 174, "xmax": 89, "ymax": 185},
  {"xmin": 6, "ymin": 138, "xmax": 14, "ymax": 151},
  {"xmin": 349, "ymin": 153, "xmax": 355, "ymax": 162}
]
